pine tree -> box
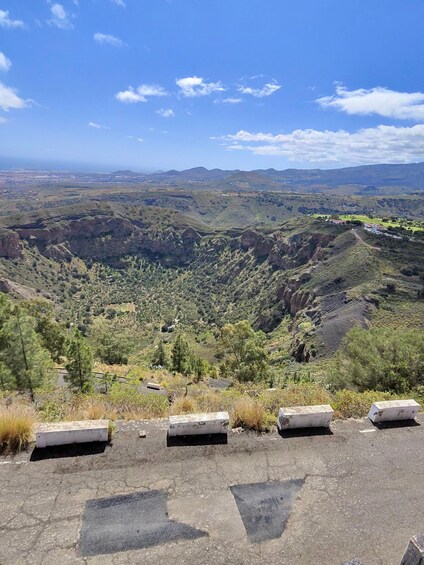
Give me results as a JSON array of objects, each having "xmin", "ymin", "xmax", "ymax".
[
  {"xmin": 0, "ymin": 360, "xmax": 14, "ymax": 391},
  {"xmin": 152, "ymin": 340, "xmax": 168, "ymax": 368},
  {"xmin": 22, "ymin": 300, "xmax": 66, "ymax": 362},
  {"xmin": 171, "ymin": 334, "xmax": 191, "ymax": 375},
  {"xmin": 65, "ymin": 330, "xmax": 94, "ymax": 393},
  {"xmin": 0, "ymin": 302, "xmax": 54, "ymax": 399}
]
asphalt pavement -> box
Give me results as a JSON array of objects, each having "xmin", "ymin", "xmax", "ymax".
[{"xmin": 1, "ymin": 416, "xmax": 423, "ymax": 564}]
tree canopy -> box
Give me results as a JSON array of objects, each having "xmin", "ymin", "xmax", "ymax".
[
  {"xmin": 65, "ymin": 329, "xmax": 94, "ymax": 393},
  {"xmin": 218, "ymin": 320, "xmax": 269, "ymax": 383},
  {"xmin": 0, "ymin": 294, "xmax": 54, "ymax": 398}
]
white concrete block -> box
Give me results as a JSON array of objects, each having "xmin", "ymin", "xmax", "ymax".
[
  {"xmin": 36, "ymin": 420, "xmax": 109, "ymax": 448},
  {"xmin": 169, "ymin": 412, "xmax": 229, "ymax": 437},
  {"xmin": 400, "ymin": 533, "xmax": 424, "ymax": 565},
  {"xmin": 278, "ymin": 405, "xmax": 334, "ymax": 430},
  {"xmin": 368, "ymin": 399, "xmax": 421, "ymax": 423},
  {"xmin": 146, "ymin": 382, "xmax": 161, "ymax": 390}
]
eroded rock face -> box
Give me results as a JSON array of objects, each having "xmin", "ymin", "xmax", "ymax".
[
  {"xmin": 240, "ymin": 230, "xmax": 274, "ymax": 257},
  {"xmin": 268, "ymin": 232, "xmax": 334, "ymax": 269},
  {"xmin": 15, "ymin": 216, "xmax": 201, "ymax": 266},
  {"xmin": 0, "ymin": 230, "xmax": 22, "ymax": 259}
]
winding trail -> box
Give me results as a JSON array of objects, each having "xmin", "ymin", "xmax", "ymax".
[{"xmin": 352, "ymin": 228, "xmax": 381, "ymax": 250}]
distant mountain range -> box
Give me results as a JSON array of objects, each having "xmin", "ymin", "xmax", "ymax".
[
  {"xmin": 111, "ymin": 162, "xmax": 424, "ymax": 194},
  {"xmin": 2, "ymin": 162, "xmax": 424, "ymax": 195}
]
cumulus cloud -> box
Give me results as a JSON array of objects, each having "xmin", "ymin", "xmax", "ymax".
[
  {"xmin": 176, "ymin": 76, "xmax": 225, "ymax": 97},
  {"xmin": 88, "ymin": 121, "xmax": 110, "ymax": 129},
  {"xmin": 0, "ymin": 53, "xmax": 12, "ymax": 72},
  {"xmin": 238, "ymin": 81, "xmax": 281, "ymax": 98},
  {"xmin": 318, "ymin": 85, "xmax": 424, "ymax": 121},
  {"xmin": 156, "ymin": 108, "xmax": 174, "ymax": 118},
  {"xmin": 48, "ymin": 3, "xmax": 74, "ymax": 29},
  {"xmin": 0, "ymin": 82, "xmax": 28, "ymax": 111},
  {"xmin": 0, "ymin": 9, "xmax": 25, "ymax": 29},
  {"xmin": 116, "ymin": 84, "xmax": 167, "ymax": 103},
  {"xmin": 215, "ymin": 124, "xmax": 424, "ymax": 165},
  {"xmin": 94, "ymin": 33, "xmax": 124, "ymax": 47}
]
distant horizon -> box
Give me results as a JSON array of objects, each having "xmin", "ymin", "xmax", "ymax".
[{"xmin": 1, "ymin": 157, "xmax": 424, "ymax": 176}]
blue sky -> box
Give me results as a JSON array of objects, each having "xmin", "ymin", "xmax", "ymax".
[{"xmin": 2, "ymin": 0, "xmax": 424, "ymax": 171}]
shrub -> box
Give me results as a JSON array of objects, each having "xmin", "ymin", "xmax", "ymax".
[
  {"xmin": 331, "ymin": 327, "xmax": 424, "ymax": 393},
  {"xmin": 108, "ymin": 420, "xmax": 115, "ymax": 442},
  {"xmin": 107, "ymin": 384, "xmax": 168, "ymax": 419},
  {"xmin": 0, "ymin": 405, "xmax": 36, "ymax": 452},
  {"xmin": 333, "ymin": 390, "xmax": 399, "ymax": 418}
]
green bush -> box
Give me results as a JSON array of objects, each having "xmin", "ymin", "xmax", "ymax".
[
  {"xmin": 331, "ymin": 327, "xmax": 424, "ymax": 393},
  {"xmin": 333, "ymin": 390, "xmax": 399, "ymax": 418}
]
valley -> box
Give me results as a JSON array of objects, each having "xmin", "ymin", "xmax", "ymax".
[{"xmin": 0, "ymin": 176, "xmax": 423, "ymax": 439}]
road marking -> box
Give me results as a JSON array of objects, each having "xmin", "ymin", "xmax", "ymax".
[{"xmin": 359, "ymin": 429, "xmax": 376, "ymax": 433}]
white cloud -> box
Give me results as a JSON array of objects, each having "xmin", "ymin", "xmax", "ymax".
[
  {"xmin": 110, "ymin": 0, "xmax": 126, "ymax": 6},
  {"xmin": 176, "ymin": 76, "xmax": 225, "ymax": 97},
  {"xmin": 318, "ymin": 85, "xmax": 424, "ymax": 121},
  {"xmin": 88, "ymin": 121, "xmax": 110, "ymax": 129},
  {"xmin": 0, "ymin": 82, "xmax": 28, "ymax": 111},
  {"xmin": 137, "ymin": 137, "xmax": 143, "ymax": 142},
  {"xmin": 48, "ymin": 3, "xmax": 74, "ymax": 29},
  {"xmin": 0, "ymin": 53, "xmax": 12, "ymax": 72},
  {"xmin": 215, "ymin": 124, "xmax": 424, "ymax": 166},
  {"xmin": 156, "ymin": 108, "xmax": 174, "ymax": 118},
  {"xmin": 221, "ymin": 97, "xmax": 242, "ymax": 104},
  {"xmin": 238, "ymin": 81, "xmax": 281, "ymax": 98},
  {"xmin": 0, "ymin": 116, "xmax": 7, "ymax": 124},
  {"xmin": 94, "ymin": 33, "xmax": 124, "ymax": 47},
  {"xmin": 0, "ymin": 9, "xmax": 25, "ymax": 29},
  {"xmin": 115, "ymin": 84, "xmax": 167, "ymax": 103}
]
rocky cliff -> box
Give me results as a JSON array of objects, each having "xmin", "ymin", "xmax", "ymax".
[{"xmin": 0, "ymin": 229, "xmax": 22, "ymax": 259}]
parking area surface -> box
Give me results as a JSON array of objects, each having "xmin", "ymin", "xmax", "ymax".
[{"xmin": 1, "ymin": 416, "xmax": 424, "ymax": 564}]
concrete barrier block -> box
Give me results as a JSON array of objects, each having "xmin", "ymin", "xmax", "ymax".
[
  {"xmin": 278, "ymin": 405, "xmax": 334, "ymax": 430},
  {"xmin": 169, "ymin": 412, "xmax": 229, "ymax": 437},
  {"xmin": 368, "ymin": 399, "xmax": 421, "ymax": 423},
  {"xmin": 36, "ymin": 420, "xmax": 109, "ymax": 448},
  {"xmin": 400, "ymin": 533, "xmax": 424, "ymax": 565}
]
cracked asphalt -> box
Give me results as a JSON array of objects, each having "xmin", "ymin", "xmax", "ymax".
[{"xmin": 1, "ymin": 416, "xmax": 424, "ymax": 565}]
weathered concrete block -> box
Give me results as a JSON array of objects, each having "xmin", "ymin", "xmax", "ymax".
[
  {"xmin": 168, "ymin": 412, "xmax": 229, "ymax": 437},
  {"xmin": 368, "ymin": 399, "xmax": 421, "ymax": 423},
  {"xmin": 278, "ymin": 405, "xmax": 334, "ymax": 430},
  {"xmin": 146, "ymin": 382, "xmax": 161, "ymax": 390},
  {"xmin": 400, "ymin": 533, "xmax": 424, "ymax": 565},
  {"xmin": 36, "ymin": 420, "xmax": 109, "ymax": 448}
]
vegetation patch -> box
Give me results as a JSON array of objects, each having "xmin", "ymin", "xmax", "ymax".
[{"xmin": 0, "ymin": 405, "xmax": 36, "ymax": 453}]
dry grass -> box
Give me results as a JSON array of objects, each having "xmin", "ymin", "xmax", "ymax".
[
  {"xmin": 258, "ymin": 384, "xmax": 334, "ymax": 416},
  {"xmin": 61, "ymin": 389, "xmax": 168, "ymax": 421},
  {"xmin": 230, "ymin": 398, "xmax": 266, "ymax": 431},
  {"xmin": 170, "ymin": 396, "xmax": 199, "ymax": 414},
  {"xmin": 0, "ymin": 405, "xmax": 36, "ymax": 453}
]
